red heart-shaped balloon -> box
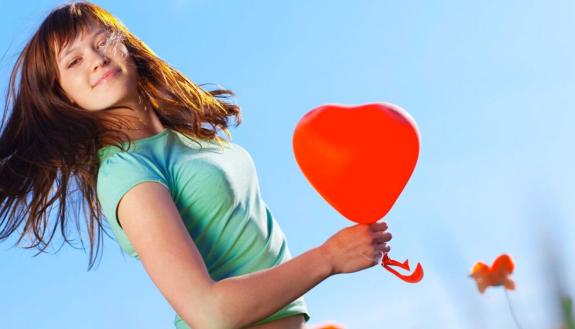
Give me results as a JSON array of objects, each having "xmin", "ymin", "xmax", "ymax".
[{"xmin": 293, "ymin": 102, "xmax": 420, "ymax": 224}]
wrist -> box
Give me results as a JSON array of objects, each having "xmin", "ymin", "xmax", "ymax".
[{"xmin": 313, "ymin": 245, "xmax": 336, "ymax": 277}]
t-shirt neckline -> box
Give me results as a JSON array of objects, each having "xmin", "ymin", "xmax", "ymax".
[{"xmin": 97, "ymin": 128, "xmax": 170, "ymax": 162}]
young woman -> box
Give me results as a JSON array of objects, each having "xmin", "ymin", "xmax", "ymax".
[{"xmin": 0, "ymin": 2, "xmax": 392, "ymax": 328}]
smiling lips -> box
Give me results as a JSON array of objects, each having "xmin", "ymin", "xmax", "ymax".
[{"xmin": 93, "ymin": 68, "xmax": 120, "ymax": 87}]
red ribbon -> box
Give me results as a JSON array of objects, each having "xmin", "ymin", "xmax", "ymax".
[{"xmin": 382, "ymin": 254, "xmax": 424, "ymax": 283}]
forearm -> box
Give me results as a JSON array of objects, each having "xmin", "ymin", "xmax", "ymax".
[{"xmin": 204, "ymin": 246, "xmax": 332, "ymax": 329}]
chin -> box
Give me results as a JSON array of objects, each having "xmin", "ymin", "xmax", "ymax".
[
  {"xmin": 92, "ymin": 92, "xmax": 134, "ymax": 111},
  {"xmin": 80, "ymin": 99, "xmax": 126, "ymax": 111}
]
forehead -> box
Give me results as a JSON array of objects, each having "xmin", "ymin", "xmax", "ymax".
[{"xmin": 54, "ymin": 20, "xmax": 109, "ymax": 56}]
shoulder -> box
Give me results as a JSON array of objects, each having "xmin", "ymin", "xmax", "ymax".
[
  {"xmin": 97, "ymin": 151, "xmax": 166, "ymax": 184},
  {"xmin": 97, "ymin": 151, "xmax": 170, "ymax": 227},
  {"xmin": 98, "ymin": 148, "xmax": 151, "ymax": 171}
]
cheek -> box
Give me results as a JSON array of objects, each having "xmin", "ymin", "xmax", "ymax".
[
  {"xmin": 106, "ymin": 42, "xmax": 129, "ymax": 62},
  {"xmin": 59, "ymin": 72, "xmax": 88, "ymax": 101},
  {"xmin": 116, "ymin": 51, "xmax": 140, "ymax": 88},
  {"xmin": 106, "ymin": 43, "xmax": 137, "ymax": 78}
]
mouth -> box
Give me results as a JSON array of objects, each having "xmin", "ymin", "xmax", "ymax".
[{"xmin": 93, "ymin": 69, "xmax": 121, "ymax": 88}]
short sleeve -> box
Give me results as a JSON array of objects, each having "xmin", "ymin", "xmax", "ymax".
[{"xmin": 97, "ymin": 152, "xmax": 170, "ymax": 257}]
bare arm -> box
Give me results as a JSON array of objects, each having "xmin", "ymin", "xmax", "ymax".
[
  {"xmin": 117, "ymin": 182, "xmax": 391, "ymax": 329},
  {"xmin": 213, "ymin": 246, "xmax": 329, "ymax": 328}
]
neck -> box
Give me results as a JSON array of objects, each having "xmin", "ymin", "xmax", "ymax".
[{"xmin": 105, "ymin": 96, "xmax": 166, "ymax": 141}]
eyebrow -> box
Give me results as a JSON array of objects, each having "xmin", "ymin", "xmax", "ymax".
[{"xmin": 59, "ymin": 29, "xmax": 108, "ymax": 64}]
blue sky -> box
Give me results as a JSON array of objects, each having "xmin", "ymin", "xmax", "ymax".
[{"xmin": 1, "ymin": 0, "xmax": 574, "ymax": 328}]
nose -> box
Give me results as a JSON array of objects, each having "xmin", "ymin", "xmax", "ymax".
[{"xmin": 90, "ymin": 48, "xmax": 110, "ymax": 71}]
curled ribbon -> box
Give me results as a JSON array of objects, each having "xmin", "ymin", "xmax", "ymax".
[{"xmin": 382, "ymin": 254, "xmax": 424, "ymax": 283}]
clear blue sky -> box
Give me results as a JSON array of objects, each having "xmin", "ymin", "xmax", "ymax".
[{"xmin": 1, "ymin": 1, "xmax": 574, "ymax": 328}]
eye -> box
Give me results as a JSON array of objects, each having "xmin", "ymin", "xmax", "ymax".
[
  {"xmin": 97, "ymin": 39, "xmax": 108, "ymax": 49},
  {"xmin": 67, "ymin": 57, "xmax": 82, "ymax": 68}
]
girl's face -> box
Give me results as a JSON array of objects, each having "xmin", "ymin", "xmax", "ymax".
[{"xmin": 56, "ymin": 21, "xmax": 139, "ymax": 111}]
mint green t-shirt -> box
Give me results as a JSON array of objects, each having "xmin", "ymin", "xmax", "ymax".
[{"xmin": 96, "ymin": 128, "xmax": 310, "ymax": 328}]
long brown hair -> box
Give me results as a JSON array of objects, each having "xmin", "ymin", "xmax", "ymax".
[{"xmin": 0, "ymin": 1, "xmax": 241, "ymax": 270}]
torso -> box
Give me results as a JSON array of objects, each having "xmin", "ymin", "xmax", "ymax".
[
  {"xmin": 247, "ymin": 315, "xmax": 306, "ymax": 329},
  {"xmin": 97, "ymin": 130, "xmax": 311, "ymax": 326}
]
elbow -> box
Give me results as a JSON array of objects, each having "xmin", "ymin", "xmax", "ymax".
[
  {"xmin": 181, "ymin": 311, "xmax": 241, "ymax": 329},
  {"xmin": 180, "ymin": 310, "xmax": 228, "ymax": 329},
  {"xmin": 179, "ymin": 291, "xmax": 244, "ymax": 329},
  {"xmin": 196, "ymin": 314, "xmax": 240, "ymax": 329}
]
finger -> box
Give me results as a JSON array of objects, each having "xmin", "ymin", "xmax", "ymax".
[
  {"xmin": 372, "ymin": 231, "xmax": 392, "ymax": 243},
  {"xmin": 369, "ymin": 221, "xmax": 388, "ymax": 232},
  {"xmin": 374, "ymin": 242, "xmax": 391, "ymax": 253}
]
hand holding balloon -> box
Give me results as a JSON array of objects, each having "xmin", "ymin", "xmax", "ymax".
[
  {"xmin": 319, "ymin": 221, "xmax": 392, "ymax": 275},
  {"xmin": 293, "ymin": 102, "xmax": 424, "ymax": 283}
]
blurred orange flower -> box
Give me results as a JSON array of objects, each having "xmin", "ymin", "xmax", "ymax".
[
  {"xmin": 310, "ymin": 324, "xmax": 345, "ymax": 329},
  {"xmin": 469, "ymin": 253, "xmax": 516, "ymax": 293}
]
